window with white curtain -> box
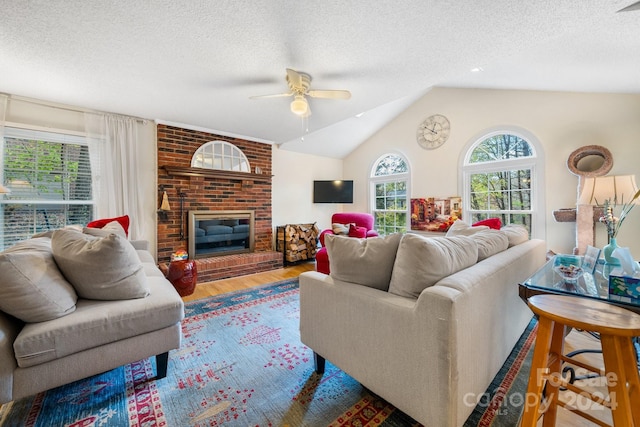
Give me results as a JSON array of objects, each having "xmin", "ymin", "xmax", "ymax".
[
  {"xmin": 0, "ymin": 127, "xmax": 94, "ymax": 249},
  {"xmin": 191, "ymin": 140, "xmax": 250, "ymax": 172}
]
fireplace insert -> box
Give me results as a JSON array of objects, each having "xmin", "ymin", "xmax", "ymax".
[{"xmin": 188, "ymin": 210, "xmax": 255, "ymax": 259}]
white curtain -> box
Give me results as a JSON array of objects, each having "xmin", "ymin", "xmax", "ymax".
[{"xmin": 84, "ymin": 113, "xmax": 145, "ymax": 240}]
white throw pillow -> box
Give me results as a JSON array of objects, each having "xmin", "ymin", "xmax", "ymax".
[
  {"xmin": 326, "ymin": 233, "xmax": 402, "ymax": 290},
  {"xmin": 83, "ymin": 220, "xmax": 127, "ymax": 238},
  {"xmin": 331, "ymin": 223, "xmax": 352, "ymax": 235},
  {"xmin": 445, "ymin": 220, "xmax": 489, "ymax": 236},
  {"xmin": 0, "ymin": 237, "xmax": 77, "ymax": 322},
  {"xmin": 500, "ymin": 224, "xmax": 530, "ymax": 247},
  {"xmin": 388, "ymin": 234, "xmax": 478, "ymax": 299},
  {"xmin": 51, "ymin": 228, "xmax": 149, "ymax": 300},
  {"xmin": 470, "ymin": 230, "xmax": 509, "ymax": 261}
]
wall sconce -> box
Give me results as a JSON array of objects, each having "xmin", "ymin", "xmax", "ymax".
[{"xmin": 158, "ymin": 185, "xmax": 171, "ymax": 221}]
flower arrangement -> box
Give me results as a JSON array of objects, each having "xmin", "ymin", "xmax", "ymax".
[{"xmin": 599, "ymin": 189, "xmax": 640, "ymax": 242}]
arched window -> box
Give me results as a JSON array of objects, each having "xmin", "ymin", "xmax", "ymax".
[
  {"xmin": 370, "ymin": 153, "xmax": 410, "ymax": 235},
  {"xmin": 462, "ymin": 129, "xmax": 545, "ymax": 238},
  {"xmin": 191, "ymin": 140, "xmax": 250, "ymax": 172}
]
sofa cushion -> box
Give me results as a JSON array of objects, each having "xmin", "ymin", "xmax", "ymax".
[
  {"xmin": 325, "ymin": 233, "xmax": 402, "ymax": 291},
  {"xmin": 51, "ymin": 229, "xmax": 149, "ymax": 300},
  {"xmin": 388, "ymin": 234, "xmax": 478, "ymax": 299},
  {"xmin": 13, "ymin": 275, "xmax": 184, "ymax": 368},
  {"xmin": 500, "ymin": 224, "xmax": 530, "ymax": 247},
  {"xmin": 470, "ymin": 230, "xmax": 509, "ymax": 261},
  {"xmin": 445, "ymin": 220, "xmax": 489, "ymax": 236},
  {"xmin": 0, "ymin": 237, "xmax": 77, "ymax": 322},
  {"xmin": 86, "ymin": 214, "xmax": 130, "ymax": 237}
]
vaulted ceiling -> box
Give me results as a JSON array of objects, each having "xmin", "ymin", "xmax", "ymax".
[{"xmin": 2, "ymin": 1, "xmax": 639, "ymax": 158}]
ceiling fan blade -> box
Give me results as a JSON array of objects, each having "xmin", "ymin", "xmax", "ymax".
[
  {"xmin": 249, "ymin": 92, "xmax": 293, "ymax": 99},
  {"xmin": 286, "ymin": 68, "xmax": 303, "ymax": 88},
  {"xmin": 307, "ymin": 89, "xmax": 351, "ymax": 100},
  {"xmin": 618, "ymin": 0, "xmax": 640, "ymax": 12}
]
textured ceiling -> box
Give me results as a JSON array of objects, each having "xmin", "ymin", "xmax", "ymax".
[{"xmin": 1, "ymin": 1, "xmax": 639, "ymax": 158}]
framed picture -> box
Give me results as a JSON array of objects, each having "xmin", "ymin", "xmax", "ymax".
[
  {"xmin": 410, "ymin": 197, "xmax": 462, "ymax": 232},
  {"xmin": 582, "ymin": 245, "xmax": 601, "ymax": 274}
]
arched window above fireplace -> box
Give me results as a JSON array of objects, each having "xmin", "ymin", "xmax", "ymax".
[{"xmin": 191, "ymin": 140, "xmax": 250, "ymax": 172}]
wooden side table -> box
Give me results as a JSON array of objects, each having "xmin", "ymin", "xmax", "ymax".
[
  {"xmin": 519, "ymin": 294, "xmax": 640, "ymax": 426},
  {"xmin": 167, "ymin": 259, "xmax": 197, "ymax": 296}
]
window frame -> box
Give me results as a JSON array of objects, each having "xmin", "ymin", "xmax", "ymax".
[
  {"xmin": 369, "ymin": 152, "xmax": 411, "ymax": 235},
  {"xmin": 1, "ymin": 126, "xmax": 95, "ymax": 249},
  {"xmin": 460, "ymin": 128, "xmax": 545, "ymax": 240},
  {"xmin": 191, "ymin": 140, "xmax": 250, "ymax": 172}
]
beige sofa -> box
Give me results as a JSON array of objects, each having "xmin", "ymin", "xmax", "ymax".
[
  {"xmin": 0, "ymin": 233, "xmax": 184, "ymax": 405},
  {"xmin": 299, "ymin": 225, "xmax": 546, "ymax": 426}
]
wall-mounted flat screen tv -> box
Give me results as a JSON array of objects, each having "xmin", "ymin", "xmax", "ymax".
[{"xmin": 313, "ymin": 180, "xmax": 354, "ymax": 203}]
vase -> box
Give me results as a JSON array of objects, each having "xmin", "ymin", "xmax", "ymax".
[{"xmin": 603, "ymin": 237, "xmax": 621, "ymax": 266}]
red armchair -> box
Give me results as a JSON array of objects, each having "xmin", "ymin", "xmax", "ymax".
[{"xmin": 315, "ymin": 212, "xmax": 379, "ymax": 274}]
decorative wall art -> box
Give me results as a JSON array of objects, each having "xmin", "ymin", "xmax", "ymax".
[{"xmin": 411, "ymin": 197, "xmax": 462, "ymax": 232}]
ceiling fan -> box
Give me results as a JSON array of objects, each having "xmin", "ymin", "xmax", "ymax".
[{"xmin": 250, "ymin": 68, "xmax": 351, "ymax": 117}]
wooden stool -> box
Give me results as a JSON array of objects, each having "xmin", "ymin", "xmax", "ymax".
[{"xmin": 519, "ymin": 294, "xmax": 640, "ymax": 427}]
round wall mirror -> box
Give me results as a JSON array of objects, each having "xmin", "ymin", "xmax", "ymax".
[{"xmin": 567, "ymin": 145, "xmax": 613, "ymax": 177}]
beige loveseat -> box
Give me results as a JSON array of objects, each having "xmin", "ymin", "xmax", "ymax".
[
  {"xmin": 0, "ymin": 228, "xmax": 184, "ymax": 405},
  {"xmin": 300, "ymin": 224, "xmax": 546, "ymax": 426}
]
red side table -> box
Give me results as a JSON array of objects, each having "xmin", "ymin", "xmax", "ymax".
[{"xmin": 167, "ymin": 259, "xmax": 197, "ymax": 296}]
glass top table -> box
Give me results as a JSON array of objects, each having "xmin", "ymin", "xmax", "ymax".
[{"xmin": 519, "ymin": 256, "xmax": 640, "ymax": 315}]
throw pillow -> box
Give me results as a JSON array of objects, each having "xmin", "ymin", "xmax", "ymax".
[
  {"xmin": 83, "ymin": 220, "xmax": 127, "ymax": 239},
  {"xmin": 388, "ymin": 234, "xmax": 478, "ymax": 299},
  {"xmin": 325, "ymin": 233, "xmax": 402, "ymax": 291},
  {"xmin": 348, "ymin": 224, "xmax": 367, "ymax": 238},
  {"xmin": 472, "ymin": 217, "xmax": 502, "ymax": 230},
  {"xmin": 87, "ymin": 215, "xmax": 130, "ymax": 237},
  {"xmin": 445, "ymin": 220, "xmax": 489, "ymax": 237},
  {"xmin": 51, "ymin": 228, "xmax": 149, "ymax": 300},
  {"xmin": 0, "ymin": 237, "xmax": 77, "ymax": 322},
  {"xmin": 331, "ymin": 223, "xmax": 351, "ymax": 235},
  {"xmin": 500, "ymin": 224, "xmax": 530, "ymax": 247},
  {"xmin": 470, "ymin": 229, "xmax": 509, "ymax": 261}
]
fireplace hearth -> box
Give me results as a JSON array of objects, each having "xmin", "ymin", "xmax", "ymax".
[{"xmin": 188, "ymin": 210, "xmax": 255, "ymax": 259}]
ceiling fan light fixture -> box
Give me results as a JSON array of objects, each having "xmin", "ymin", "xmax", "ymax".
[{"xmin": 290, "ymin": 95, "xmax": 308, "ymax": 116}]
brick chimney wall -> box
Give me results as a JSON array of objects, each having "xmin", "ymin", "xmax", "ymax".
[{"xmin": 157, "ymin": 124, "xmax": 279, "ymax": 281}]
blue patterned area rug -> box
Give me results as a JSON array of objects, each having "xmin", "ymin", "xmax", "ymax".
[{"xmin": 0, "ymin": 279, "xmax": 536, "ymax": 426}]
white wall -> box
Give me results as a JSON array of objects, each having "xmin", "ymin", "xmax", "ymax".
[
  {"xmin": 271, "ymin": 145, "xmax": 343, "ymax": 236},
  {"xmin": 4, "ymin": 96, "xmax": 159, "ymax": 256},
  {"xmin": 344, "ymin": 87, "xmax": 640, "ymax": 256}
]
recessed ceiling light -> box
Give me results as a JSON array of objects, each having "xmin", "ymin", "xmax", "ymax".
[
  {"xmin": 470, "ymin": 67, "xmax": 484, "ymax": 73},
  {"xmin": 355, "ymin": 112, "xmax": 365, "ymax": 118}
]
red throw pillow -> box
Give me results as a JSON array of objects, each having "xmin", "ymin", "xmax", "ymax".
[
  {"xmin": 348, "ymin": 224, "xmax": 367, "ymax": 238},
  {"xmin": 87, "ymin": 215, "xmax": 130, "ymax": 237},
  {"xmin": 472, "ymin": 218, "xmax": 502, "ymax": 230}
]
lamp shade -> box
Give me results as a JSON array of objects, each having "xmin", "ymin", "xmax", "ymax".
[
  {"xmin": 290, "ymin": 95, "xmax": 308, "ymax": 116},
  {"xmin": 0, "ymin": 184, "xmax": 10, "ymax": 194},
  {"xmin": 578, "ymin": 174, "xmax": 639, "ymax": 206}
]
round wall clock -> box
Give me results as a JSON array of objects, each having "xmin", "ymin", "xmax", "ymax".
[{"xmin": 416, "ymin": 114, "xmax": 450, "ymax": 149}]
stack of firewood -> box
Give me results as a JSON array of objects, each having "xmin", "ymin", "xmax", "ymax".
[{"xmin": 280, "ymin": 223, "xmax": 319, "ymax": 263}]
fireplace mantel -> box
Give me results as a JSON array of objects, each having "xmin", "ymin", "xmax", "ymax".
[{"xmin": 161, "ymin": 165, "xmax": 272, "ymax": 184}]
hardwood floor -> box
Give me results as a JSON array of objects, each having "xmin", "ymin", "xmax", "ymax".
[
  {"xmin": 184, "ymin": 263, "xmax": 615, "ymax": 426},
  {"xmin": 181, "ymin": 261, "xmax": 315, "ymax": 302}
]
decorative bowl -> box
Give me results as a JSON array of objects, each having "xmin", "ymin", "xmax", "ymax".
[{"xmin": 554, "ymin": 265, "xmax": 584, "ymax": 283}]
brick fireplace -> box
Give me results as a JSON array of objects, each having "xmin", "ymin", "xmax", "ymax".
[{"xmin": 157, "ymin": 124, "xmax": 281, "ymax": 283}]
